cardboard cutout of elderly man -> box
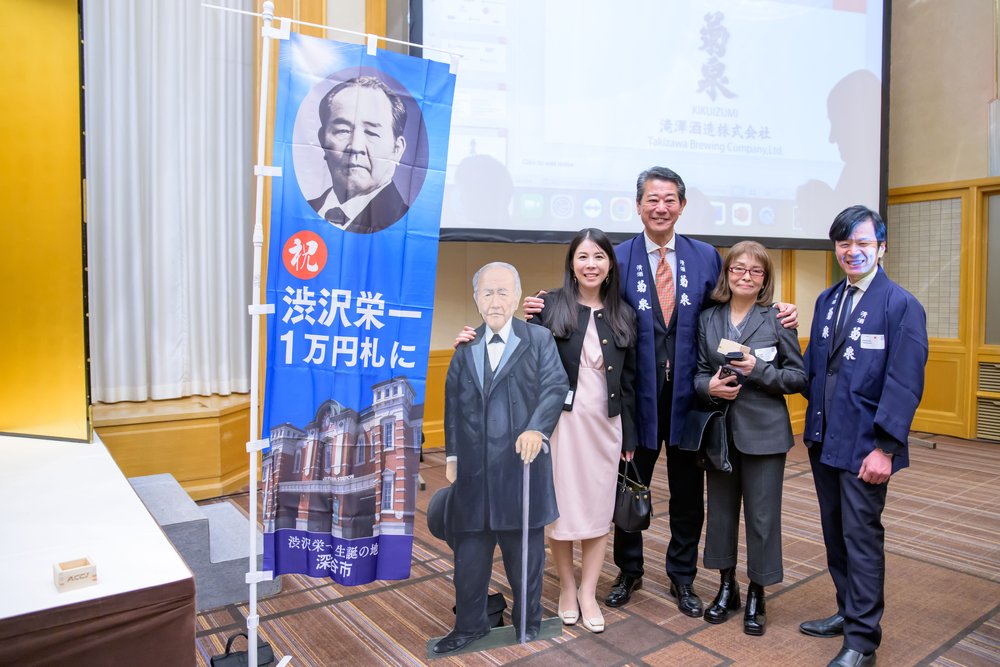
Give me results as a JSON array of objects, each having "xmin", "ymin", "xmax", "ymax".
[{"xmin": 432, "ymin": 262, "xmax": 569, "ymax": 655}]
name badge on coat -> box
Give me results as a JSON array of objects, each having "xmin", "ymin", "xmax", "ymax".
[
  {"xmin": 754, "ymin": 346, "xmax": 777, "ymax": 362},
  {"xmin": 860, "ymin": 334, "xmax": 885, "ymax": 350}
]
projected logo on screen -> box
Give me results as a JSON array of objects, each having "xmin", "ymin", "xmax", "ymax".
[{"xmin": 698, "ymin": 11, "xmax": 737, "ymax": 102}]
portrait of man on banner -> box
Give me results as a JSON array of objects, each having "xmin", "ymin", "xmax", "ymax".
[{"xmin": 292, "ymin": 70, "xmax": 430, "ymax": 235}]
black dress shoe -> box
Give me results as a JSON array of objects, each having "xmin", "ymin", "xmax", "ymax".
[
  {"xmin": 669, "ymin": 581, "xmax": 703, "ymax": 618},
  {"xmin": 800, "ymin": 613, "xmax": 846, "ymax": 638},
  {"xmin": 605, "ymin": 574, "xmax": 643, "ymax": 608},
  {"xmin": 743, "ymin": 582, "xmax": 766, "ymax": 636},
  {"xmin": 703, "ymin": 568, "xmax": 741, "ymax": 624},
  {"xmin": 432, "ymin": 628, "xmax": 490, "ymax": 654},
  {"xmin": 827, "ymin": 647, "xmax": 876, "ymax": 667}
]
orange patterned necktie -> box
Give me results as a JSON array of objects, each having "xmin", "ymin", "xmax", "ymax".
[{"xmin": 655, "ymin": 247, "xmax": 675, "ymax": 327}]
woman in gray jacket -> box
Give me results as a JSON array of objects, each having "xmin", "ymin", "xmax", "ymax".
[{"xmin": 693, "ymin": 240, "xmax": 807, "ymax": 636}]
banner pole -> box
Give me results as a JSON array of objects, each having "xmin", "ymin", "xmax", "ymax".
[
  {"xmin": 248, "ymin": 2, "xmax": 278, "ymax": 665},
  {"xmin": 202, "ymin": 1, "xmax": 288, "ymax": 662}
]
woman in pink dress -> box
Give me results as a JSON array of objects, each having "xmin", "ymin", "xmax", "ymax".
[{"xmin": 528, "ymin": 228, "xmax": 638, "ymax": 633}]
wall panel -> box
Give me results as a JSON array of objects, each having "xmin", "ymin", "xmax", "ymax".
[{"xmin": 0, "ymin": 0, "xmax": 89, "ymax": 441}]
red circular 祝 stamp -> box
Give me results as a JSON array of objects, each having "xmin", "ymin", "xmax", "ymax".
[{"xmin": 283, "ymin": 230, "xmax": 327, "ymax": 279}]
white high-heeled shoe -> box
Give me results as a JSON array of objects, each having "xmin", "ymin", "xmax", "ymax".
[
  {"xmin": 580, "ymin": 614, "xmax": 605, "ymax": 633},
  {"xmin": 578, "ymin": 594, "xmax": 605, "ymax": 633},
  {"xmin": 559, "ymin": 606, "xmax": 579, "ymax": 625},
  {"xmin": 559, "ymin": 588, "xmax": 579, "ymax": 625}
]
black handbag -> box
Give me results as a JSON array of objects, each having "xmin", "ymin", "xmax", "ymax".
[
  {"xmin": 681, "ymin": 404, "xmax": 732, "ymax": 473},
  {"xmin": 614, "ymin": 459, "xmax": 652, "ymax": 532},
  {"xmin": 210, "ymin": 632, "xmax": 275, "ymax": 667}
]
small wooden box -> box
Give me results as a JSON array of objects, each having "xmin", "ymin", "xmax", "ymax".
[{"xmin": 53, "ymin": 557, "xmax": 98, "ymax": 592}]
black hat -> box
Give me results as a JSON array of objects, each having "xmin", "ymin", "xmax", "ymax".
[{"xmin": 427, "ymin": 485, "xmax": 455, "ymax": 549}]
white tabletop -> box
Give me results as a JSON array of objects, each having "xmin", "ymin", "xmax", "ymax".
[{"xmin": 0, "ymin": 434, "xmax": 193, "ymax": 619}]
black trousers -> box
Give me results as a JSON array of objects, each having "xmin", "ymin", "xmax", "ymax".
[
  {"xmin": 809, "ymin": 444, "xmax": 888, "ymax": 654},
  {"xmin": 452, "ymin": 527, "xmax": 545, "ymax": 639},
  {"xmin": 612, "ymin": 380, "xmax": 705, "ymax": 584},
  {"xmin": 704, "ymin": 449, "xmax": 786, "ymax": 585}
]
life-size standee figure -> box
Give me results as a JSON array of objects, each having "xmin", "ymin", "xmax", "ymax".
[{"xmin": 432, "ymin": 262, "xmax": 568, "ymax": 655}]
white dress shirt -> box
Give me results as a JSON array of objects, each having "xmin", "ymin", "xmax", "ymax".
[
  {"xmin": 316, "ymin": 181, "xmax": 393, "ymax": 230},
  {"xmin": 837, "ymin": 266, "xmax": 880, "ymax": 321},
  {"xmin": 485, "ymin": 318, "xmax": 513, "ymax": 371}
]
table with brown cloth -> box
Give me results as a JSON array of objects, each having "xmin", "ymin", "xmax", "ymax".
[{"xmin": 0, "ymin": 435, "xmax": 196, "ymax": 665}]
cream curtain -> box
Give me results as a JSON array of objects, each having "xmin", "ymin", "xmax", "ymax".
[{"xmin": 84, "ymin": 0, "xmax": 254, "ymax": 402}]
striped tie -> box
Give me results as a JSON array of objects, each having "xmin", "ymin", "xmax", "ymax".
[{"xmin": 655, "ymin": 247, "xmax": 675, "ymax": 327}]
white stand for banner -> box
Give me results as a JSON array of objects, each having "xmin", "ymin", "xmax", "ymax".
[
  {"xmin": 200, "ymin": 3, "xmax": 463, "ymax": 664},
  {"xmin": 244, "ymin": 4, "xmax": 284, "ymax": 664}
]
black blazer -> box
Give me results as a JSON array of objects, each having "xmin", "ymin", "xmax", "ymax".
[
  {"xmin": 444, "ymin": 318, "xmax": 568, "ymax": 531},
  {"xmin": 531, "ymin": 290, "xmax": 638, "ymax": 452},
  {"xmin": 308, "ymin": 181, "xmax": 409, "ymax": 234}
]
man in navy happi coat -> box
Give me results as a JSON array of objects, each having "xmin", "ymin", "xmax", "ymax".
[
  {"xmin": 524, "ymin": 167, "xmax": 798, "ymax": 616},
  {"xmin": 800, "ymin": 205, "xmax": 928, "ymax": 667}
]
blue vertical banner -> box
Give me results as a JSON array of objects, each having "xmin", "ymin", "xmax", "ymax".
[{"xmin": 261, "ymin": 33, "xmax": 455, "ymax": 584}]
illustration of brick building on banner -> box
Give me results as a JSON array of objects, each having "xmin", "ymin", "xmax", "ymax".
[{"xmin": 262, "ymin": 376, "xmax": 421, "ymax": 539}]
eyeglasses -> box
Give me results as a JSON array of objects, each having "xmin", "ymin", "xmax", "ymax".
[{"xmin": 728, "ymin": 265, "xmax": 765, "ymax": 278}]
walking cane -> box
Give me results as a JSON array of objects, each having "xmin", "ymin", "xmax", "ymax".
[{"xmin": 520, "ymin": 440, "xmax": 548, "ymax": 644}]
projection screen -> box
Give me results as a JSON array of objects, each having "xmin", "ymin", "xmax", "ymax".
[{"xmin": 414, "ymin": 0, "xmax": 888, "ymax": 248}]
